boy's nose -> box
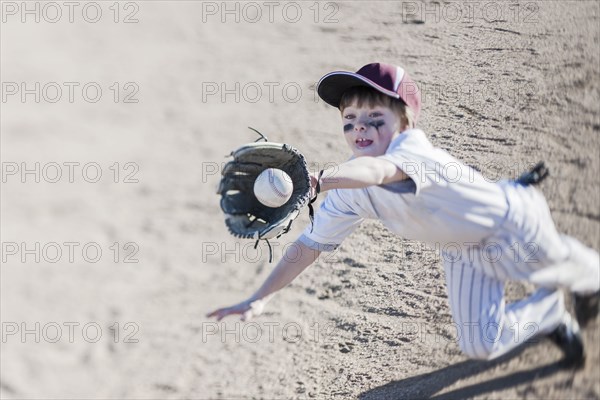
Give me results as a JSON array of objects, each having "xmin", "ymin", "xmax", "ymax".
[{"xmin": 354, "ymin": 122, "xmax": 367, "ymax": 132}]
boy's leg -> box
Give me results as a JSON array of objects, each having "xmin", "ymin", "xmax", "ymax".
[
  {"xmin": 483, "ymin": 181, "xmax": 600, "ymax": 331},
  {"xmin": 528, "ymin": 234, "xmax": 600, "ymax": 293},
  {"xmin": 443, "ymin": 258, "xmax": 566, "ymax": 360},
  {"xmin": 496, "ymin": 181, "xmax": 600, "ymax": 295},
  {"xmin": 444, "ymin": 181, "xmax": 597, "ymax": 361}
]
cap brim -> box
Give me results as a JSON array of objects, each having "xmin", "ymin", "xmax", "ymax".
[{"xmin": 316, "ymin": 71, "xmax": 400, "ymax": 109}]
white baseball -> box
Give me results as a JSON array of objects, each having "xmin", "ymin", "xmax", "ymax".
[{"xmin": 254, "ymin": 168, "xmax": 293, "ymax": 208}]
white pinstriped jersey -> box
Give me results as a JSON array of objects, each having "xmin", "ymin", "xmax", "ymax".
[{"xmin": 299, "ymin": 129, "xmax": 509, "ymax": 250}]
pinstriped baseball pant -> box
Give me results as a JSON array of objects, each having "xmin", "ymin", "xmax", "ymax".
[{"xmin": 443, "ymin": 181, "xmax": 600, "ymax": 360}]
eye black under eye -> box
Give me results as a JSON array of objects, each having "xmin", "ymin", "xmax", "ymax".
[{"xmin": 367, "ymin": 120, "xmax": 385, "ymax": 129}]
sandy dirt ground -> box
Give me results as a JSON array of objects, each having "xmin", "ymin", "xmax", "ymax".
[{"xmin": 1, "ymin": 1, "xmax": 599, "ymax": 399}]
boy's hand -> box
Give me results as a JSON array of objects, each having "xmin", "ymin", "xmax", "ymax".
[{"xmin": 206, "ymin": 297, "xmax": 269, "ymax": 321}]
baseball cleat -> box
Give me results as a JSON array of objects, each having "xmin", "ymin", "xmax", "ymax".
[
  {"xmin": 548, "ymin": 312, "xmax": 585, "ymax": 368},
  {"xmin": 574, "ymin": 290, "xmax": 600, "ymax": 328}
]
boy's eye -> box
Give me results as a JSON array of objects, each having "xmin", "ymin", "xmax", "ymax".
[
  {"xmin": 369, "ymin": 112, "xmax": 382, "ymax": 118},
  {"xmin": 344, "ymin": 114, "xmax": 355, "ymax": 120}
]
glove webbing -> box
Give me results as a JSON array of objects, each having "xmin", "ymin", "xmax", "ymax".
[
  {"xmin": 516, "ymin": 161, "xmax": 549, "ymax": 186},
  {"xmin": 309, "ymin": 170, "xmax": 325, "ymax": 233}
]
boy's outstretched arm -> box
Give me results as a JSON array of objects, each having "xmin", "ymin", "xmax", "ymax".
[
  {"xmin": 316, "ymin": 156, "xmax": 408, "ymax": 192},
  {"xmin": 206, "ymin": 239, "xmax": 321, "ymax": 321}
]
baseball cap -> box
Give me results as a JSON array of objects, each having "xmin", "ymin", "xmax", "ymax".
[{"xmin": 316, "ymin": 62, "xmax": 421, "ymax": 123}]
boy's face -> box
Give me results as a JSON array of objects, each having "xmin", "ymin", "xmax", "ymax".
[{"xmin": 341, "ymin": 103, "xmax": 403, "ymax": 157}]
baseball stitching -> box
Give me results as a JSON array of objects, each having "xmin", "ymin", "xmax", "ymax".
[{"xmin": 268, "ymin": 169, "xmax": 288, "ymax": 199}]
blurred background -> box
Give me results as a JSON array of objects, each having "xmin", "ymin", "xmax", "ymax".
[{"xmin": 1, "ymin": 1, "xmax": 598, "ymax": 399}]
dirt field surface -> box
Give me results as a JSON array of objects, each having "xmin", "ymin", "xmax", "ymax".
[{"xmin": 1, "ymin": 1, "xmax": 599, "ymax": 399}]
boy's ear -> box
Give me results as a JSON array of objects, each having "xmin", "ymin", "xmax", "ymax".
[
  {"xmin": 400, "ymin": 115, "xmax": 411, "ymax": 131},
  {"xmin": 396, "ymin": 119, "xmax": 406, "ymax": 133}
]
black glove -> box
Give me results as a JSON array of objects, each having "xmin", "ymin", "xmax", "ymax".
[{"xmin": 217, "ymin": 138, "xmax": 312, "ymax": 248}]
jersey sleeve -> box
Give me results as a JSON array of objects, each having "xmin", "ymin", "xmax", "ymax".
[
  {"xmin": 298, "ymin": 189, "xmax": 363, "ymax": 252},
  {"xmin": 378, "ymin": 129, "xmax": 436, "ymax": 196}
]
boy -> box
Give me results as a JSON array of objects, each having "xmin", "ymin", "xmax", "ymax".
[{"xmin": 208, "ymin": 63, "xmax": 599, "ymax": 365}]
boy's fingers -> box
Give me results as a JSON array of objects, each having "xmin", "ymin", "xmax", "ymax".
[
  {"xmin": 207, "ymin": 303, "xmax": 252, "ymax": 320},
  {"xmin": 207, "ymin": 308, "xmax": 225, "ymax": 318},
  {"xmin": 241, "ymin": 310, "xmax": 253, "ymax": 321},
  {"xmin": 208, "ymin": 309, "xmax": 230, "ymax": 320}
]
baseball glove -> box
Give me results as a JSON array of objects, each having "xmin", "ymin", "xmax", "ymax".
[{"xmin": 217, "ymin": 129, "xmax": 313, "ymax": 260}]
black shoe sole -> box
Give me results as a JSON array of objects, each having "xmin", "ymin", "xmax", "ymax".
[
  {"xmin": 548, "ymin": 320, "xmax": 586, "ymax": 369},
  {"xmin": 574, "ymin": 291, "xmax": 600, "ymax": 328}
]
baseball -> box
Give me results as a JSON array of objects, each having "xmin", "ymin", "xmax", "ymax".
[{"xmin": 254, "ymin": 168, "xmax": 293, "ymax": 208}]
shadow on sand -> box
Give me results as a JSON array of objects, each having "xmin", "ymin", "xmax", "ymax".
[{"xmin": 359, "ymin": 343, "xmax": 572, "ymax": 400}]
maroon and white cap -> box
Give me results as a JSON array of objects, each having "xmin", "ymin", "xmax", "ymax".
[{"xmin": 317, "ymin": 62, "xmax": 421, "ymax": 123}]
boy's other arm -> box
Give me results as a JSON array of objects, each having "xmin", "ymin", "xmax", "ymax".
[
  {"xmin": 206, "ymin": 239, "xmax": 321, "ymax": 321},
  {"xmin": 317, "ymin": 156, "xmax": 408, "ymax": 192},
  {"xmin": 250, "ymin": 240, "xmax": 320, "ymax": 301}
]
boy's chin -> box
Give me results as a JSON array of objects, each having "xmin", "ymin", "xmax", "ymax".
[{"xmin": 353, "ymin": 148, "xmax": 385, "ymax": 157}]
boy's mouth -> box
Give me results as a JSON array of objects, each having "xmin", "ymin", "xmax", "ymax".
[{"xmin": 356, "ymin": 138, "xmax": 373, "ymax": 148}]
